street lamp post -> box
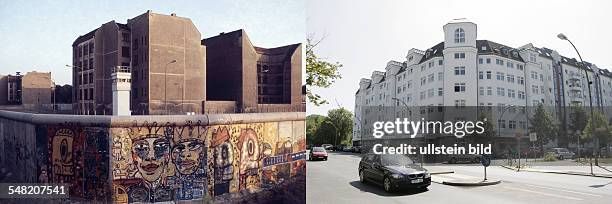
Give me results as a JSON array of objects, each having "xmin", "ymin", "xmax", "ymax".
[
  {"xmin": 65, "ymin": 64, "xmax": 85, "ymax": 115},
  {"xmin": 558, "ymin": 33, "xmax": 598, "ymax": 168},
  {"xmin": 498, "ymin": 105, "xmax": 515, "ymax": 167},
  {"xmin": 325, "ymin": 120, "xmax": 339, "ymax": 147},
  {"xmin": 164, "ymin": 59, "xmax": 177, "ymax": 115},
  {"xmin": 391, "ymin": 97, "xmax": 424, "ymax": 166}
]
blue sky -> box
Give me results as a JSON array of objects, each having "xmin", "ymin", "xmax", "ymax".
[
  {"xmin": 0, "ymin": 0, "xmax": 305, "ymax": 85},
  {"xmin": 307, "ymin": 0, "xmax": 612, "ymax": 115}
]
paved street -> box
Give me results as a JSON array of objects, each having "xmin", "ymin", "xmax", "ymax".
[{"xmin": 307, "ymin": 151, "xmax": 612, "ymax": 204}]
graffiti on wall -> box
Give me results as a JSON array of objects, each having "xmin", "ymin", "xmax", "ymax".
[
  {"xmin": 45, "ymin": 126, "xmax": 111, "ymax": 201},
  {"xmin": 35, "ymin": 119, "xmax": 305, "ymax": 203},
  {"xmin": 110, "ymin": 121, "xmax": 209, "ymax": 203}
]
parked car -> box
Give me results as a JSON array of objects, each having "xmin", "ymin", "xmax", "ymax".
[
  {"xmin": 352, "ymin": 146, "xmax": 362, "ymax": 153},
  {"xmin": 335, "ymin": 144, "xmax": 346, "ymax": 151},
  {"xmin": 358, "ymin": 153, "xmax": 431, "ymax": 192},
  {"xmin": 342, "ymin": 146, "xmax": 353, "ymax": 152},
  {"xmin": 309, "ymin": 147, "xmax": 328, "ymax": 161},
  {"xmin": 447, "ymin": 154, "xmax": 481, "ymax": 164},
  {"xmin": 548, "ymin": 148, "xmax": 575, "ymax": 160},
  {"xmin": 321, "ymin": 144, "xmax": 333, "ymax": 151}
]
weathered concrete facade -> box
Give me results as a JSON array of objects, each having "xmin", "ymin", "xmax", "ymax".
[
  {"xmin": 72, "ymin": 11, "xmax": 206, "ymax": 115},
  {"xmin": 202, "ymin": 30, "xmax": 303, "ymax": 113},
  {"xmin": 0, "ymin": 110, "xmax": 305, "ymax": 203}
]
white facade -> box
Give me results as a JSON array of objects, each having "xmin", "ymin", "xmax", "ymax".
[
  {"xmin": 353, "ymin": 20, "xmax": 612, "ymax": 144},
  {"xmin": 112, "ymin": 66, "xmax": 132, "ymax": 116}
]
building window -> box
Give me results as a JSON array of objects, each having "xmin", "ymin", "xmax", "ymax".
[
  {"xmin": 439, "ymin": 60, "xmax": 443, "ymax": 65},
  {"xmin": 498, "ymin": 120, "xmax": 506, "ymax": 128},
  {"xmin": 518, "ymin": 76, "xmax": 524, "ymax": 85},
  {"xmin": 486, "ymin": 58, "xmax": 491, "ymax": 64},
  {"xmin": 428, "ymin": 74, "xmax": 435, "ymax": 82},
  {"xmin": 122, "ymin": 33, "xmax": 130, "ymax": 43},
  {"xmin": 508, "ymin": 89, "xmax": 515, "ymax": 98},
  {"xmin": 454, "ymin": 28, "xmax": 465, "ymax": 43},
  {"xmin": 438, "ymin": 88, "xmax": 443, "ymax": 96},
  {"xmin": 454, "ymin": 99, "xmax": 466, "ymax": 107},
  {"xmin": 507, "ymin": 74, "xmax": 515, "ymax": 83},
  {"xmin": 122, "ymin": 46, "xmax": 130, "ymax": 58},
  {"xmin": 486, "ymin": 71, "xmax": 492, "ymax": 79},
  {"xmin": 497, "ymin": 87, "xmax": 505, "ymax": 96},
  {"xmin": 133, "ymin": 55, "xmax": 139, "ymax": 66},
  {"xmin": 529, "ymin": 53, "xmax": 537, "ymax": 62},
  {"xmin": 507, "ymin": 62, "xmax": 514, "ymax": 68},
  {"xmin": 478, "ymin": 58, "xmax": 483, "ymax": 64},
  {"xmin": 438, "ymin": 72, "xmax": 444, "ymax": 81},
  {"xmin": 487, "ymin": 87, "xmax": 492, "ymax": 95},
  {"xmin": 496, "ymin": 59, "xmax": 504, "ymax": 66},
  {"xmin": 89, "ymin": 73, "xmax": 93, "ymax": 84},
  {"xmin": 454, "ymin": 67, "xmax": 466, "ymax": 75},
  {"xmin": 479, "ymin": 71, "xmax": 484, "ymax": 79},
  {"xmin": 428, "ymin": 88, "xmax": 434, "ymax": 98},
  {"xmin": 496, "ymin": 72, "xmax": 505, "ymax": 81},
  {"xmin": 454, "ymin": 83, "xmax": 466, "ymax": 92},
  {"xmin": 518, "ymin": 64, "xmax": 524, "ymax": 70},
  {"xmin": 421, "ymin": 77, "xmax": 426, "ymax": 85},
  {"xmin": 479, "ymin": 87, "xmax": 484, "ymax": 95},
  {"xmin": 454, "ymin": 53, "xmax": 466, "ymax": 59}
]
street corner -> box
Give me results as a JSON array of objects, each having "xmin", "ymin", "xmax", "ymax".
[
  {"xmin": 431, "ymin": 173, "xmax": 501, "ymax": 186},
  {"xmin": 442, "ymin": 178, "xmax": 501, "ymax": 186}
]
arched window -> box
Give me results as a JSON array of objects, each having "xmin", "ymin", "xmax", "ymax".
[{"xmin": 454, "ymin": 28, "xmax": 465, "ymax": 43}]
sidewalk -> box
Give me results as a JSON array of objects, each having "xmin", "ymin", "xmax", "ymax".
[
  {"xmin": 426, "ymin": 166, "xmax": 501, "ymax": 186},
  {"xmin": 501, "ymin": 164, "xmax": 612, "ymax": 178}
]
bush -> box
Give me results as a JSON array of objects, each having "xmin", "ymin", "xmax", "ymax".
[{"xmin": 543, "ymin": 152, "xmax": 557, "ymax": 162}]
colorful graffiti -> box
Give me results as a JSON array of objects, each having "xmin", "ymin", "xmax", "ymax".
[{"xmin": 2, "ymin": 115, "xmax": 305, "ymax": 203}]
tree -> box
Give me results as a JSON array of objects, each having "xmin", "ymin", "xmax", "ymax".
[
  {"xmin": 306, "ymin": 37, "xmax": 342, "ymax": 106},
  {"xmin": 581, "ymin": 110, "xmax": 611, "ymax": 150},
  {"xmin": 306, "ymin": 114, "xmax": 325, "ymax": 145},
  {"xmin": 568, "ymin": 104, "xmax": 587, "ymax": 144},
  {"xmin": 323, "ymin": 108, "xmax": 353, "ymax": 145},
  {"xmin": 529, "ymin": 104, "xmax": 559, "ymax": 149}
]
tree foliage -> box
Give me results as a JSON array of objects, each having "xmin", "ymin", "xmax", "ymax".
[
  {"xmin": 306, "ymin": 37, "xmax": 342, "ymax": 106},
  {"xmin": 529, "ymin": 104, "xmax": 559, "ymax": 147},
  {"xmin": 581, "ymin": 110, "xmax": 611, "ymax": 148},
  {"xmin": 306, "ymin": 108, "xmax": 353, "ymax": 145},
  {"xmin": 569, "ymin": 104, "xmax": 587, "ymax": 142}
]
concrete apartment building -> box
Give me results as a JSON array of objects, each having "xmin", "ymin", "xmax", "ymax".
[
  {"xmin": 0, "ymin": 71, "xmax": 53, "ymax": 110},
  {"xmin": 202, "ymin": 30, "xmax": 303, "ymax": 113},
  {"xmin": 71, "ymin": 10, "xmax": 206, "ymax": 115},
  {"xmin": 353, "ymin": 19, "xmax": 612, "ymax": 149}
]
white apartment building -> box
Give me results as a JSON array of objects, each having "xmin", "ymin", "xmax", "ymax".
[{"xmin": 353, "ymin": 19, "xmax": 612, "ymax": 148}]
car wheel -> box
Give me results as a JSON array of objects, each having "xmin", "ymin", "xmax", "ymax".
[
  {"xmin": 324, "ymin": 157, "xmax": 327, "ymax": 161},
  {"xmin": 384, "ymin": 177, "xmax": 393, "ymax": 192},
  {"xmin": 359, "ymin": 171, "xmax": 365, "ymax": 183}
]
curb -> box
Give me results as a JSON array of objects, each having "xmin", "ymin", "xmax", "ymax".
[
  {"xmin": 430, "ymin": 171, "xmax": 454, "ymax": 175},
  {"xmin": 501, "ymin": 165, "xmax": 612, "ymax": 178},
  {"xmin": 442, "ymin": 179, "xmax": 501, "ymax": 186}
]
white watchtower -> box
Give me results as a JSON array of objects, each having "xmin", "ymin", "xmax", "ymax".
[{"xmin": 111, "ymin": 66, "xmax": 132, "ymax": 116}]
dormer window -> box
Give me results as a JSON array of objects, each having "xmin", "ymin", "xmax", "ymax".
[{"xmin": 454, "ymin": 28, "xmax": 465, "ymax": 43}]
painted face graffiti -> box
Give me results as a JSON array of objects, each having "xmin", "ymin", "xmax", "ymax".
[
  {"xmin": 131, "ymin": 134, "xmax": 170, "ymax": 182},
  {"xmin": 172, "ymin": 138, "xmax": 204, "ymax": 175}
]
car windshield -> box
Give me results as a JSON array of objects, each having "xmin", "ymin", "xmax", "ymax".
[
  {"xmin": 558, "ymin": 148, "xmax": 569, "ymax": 153},
  {"xmin": 313, "ymin": 147, "xmax": 326, "ymax": 152},
  {"xmin": 380, "ymin": 154, "xmax": 414, "ymax": 166}
]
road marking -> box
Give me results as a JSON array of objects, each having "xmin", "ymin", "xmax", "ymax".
[
  {"xmin": 503, "ymin": 186, "xmax": 583, "ymax": 201},
  {"xmin": 523, "ymin": 184, "xmax": 601, "ymax": 197}
]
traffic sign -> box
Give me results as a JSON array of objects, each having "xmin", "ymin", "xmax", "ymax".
[
  {"xmin": 529, "ymin": 133, "xmax": 537, "ymax": 142},
  {"xmin": 480, "ymin": 154, "xmax": 491, "ymax": 167}
]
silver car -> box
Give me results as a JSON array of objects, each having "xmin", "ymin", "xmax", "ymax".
[{"xmin": 548, "ymin": 148, "xmax": 575, "ymax": 160}]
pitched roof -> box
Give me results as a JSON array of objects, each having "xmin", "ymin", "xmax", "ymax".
[
  {"xmin": 418, "ymin": 42, "xmax": 445, "ymax": 64},
  {"xmin": 477, "ymin": 40, "xmax": 524, "ymax": 62}
]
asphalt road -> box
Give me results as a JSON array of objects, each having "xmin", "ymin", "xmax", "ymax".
[{"xmin": 307, "ymin": 151, "xmax": 612, "ymax": 204}]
